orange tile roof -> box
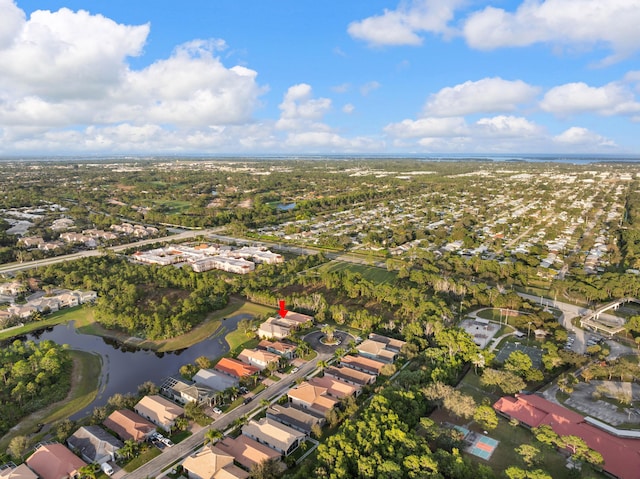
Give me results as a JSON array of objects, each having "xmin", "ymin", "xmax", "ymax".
[
  {"xmin": 103, "ymin": 409, "xmax": 156, "ymax": 441},
  {"xmin": 215, "ymin": 357, "xmax": 260, "ymax": 378},
  {"xmin": 26, "ymin": 444, "xmax": 87, "ymax": 479},
  {"xmin": 494, "ymin": 394, "xmax": 640, "ymax": 479},
  {"xmin": 216, "ymin": 435, "xmax": 281, "ymax": 471}
]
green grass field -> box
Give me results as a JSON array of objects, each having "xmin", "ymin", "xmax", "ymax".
[
  {"xmin": 152, "ymin": 199, "xmax": 192, "ymax": 213},
  {"xmin": 313, "ymin": 260, "xmax": 397, "ymax": 284},
  {"xmin": 0, "ymin": 305, "xmax": 93, "ymax": 341}
]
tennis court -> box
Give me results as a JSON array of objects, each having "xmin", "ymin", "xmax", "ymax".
[
  {"xmin": 495, "ymin": 342, "xmax": 543, "ymax": 369},
  {"xmin": 466, "ymin": 434, "xmax": 499, "ymax": 460}
]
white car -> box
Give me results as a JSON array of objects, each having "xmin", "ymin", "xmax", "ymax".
[
  {"xmin": 291, "ymin": 367, "xmax": 299, "ymax": 374},
  {"xmin": 212, "ymin": 407, "xmax": 222, "ymax": 414},
  {"xmin": 101, "ymin": 463, "xmax": 114, "ymax": 476},
  {"xmin": 161, "ymin": 437, "xmax": 174, "ymax": 447}
]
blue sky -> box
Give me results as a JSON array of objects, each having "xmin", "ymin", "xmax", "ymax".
[{"xmin": 2, "ymin": 0, "xmax": 640, "ymax": 156}]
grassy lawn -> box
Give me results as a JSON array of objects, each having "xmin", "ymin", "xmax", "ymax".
[
  {"xmin": 152, "ymin": 199, "xmax": 192, "ymax": 213},
  {"xmin": 314, "ymin": 261, "xmax": 397, "ymax": 284},
  {"xmin": 0, "ymin": 349, "xmax": 102, "ymax": 451},
  {"xmin": 123, "ymin": 446, "xmax": 162, "ymax": 472},
  {"xmin": 0, "ymin": 305, "xmax": 93, "ymax": 341},
  {"xmin": 170, "ymin": 430, "xmax": 192, "ymax": 443}
]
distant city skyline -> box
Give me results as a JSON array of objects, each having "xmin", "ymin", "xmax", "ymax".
[{"xmin": 2, "ymin": 0, "xmax": 640, "ymax": 156}]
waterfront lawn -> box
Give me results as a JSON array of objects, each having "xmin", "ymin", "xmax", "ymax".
[{"xmin": 0, "ymin": 305, "xmax": 93, "ymax": 341}]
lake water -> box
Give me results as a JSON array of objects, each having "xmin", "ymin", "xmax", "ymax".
[{"xmin": 22, "ymin": 314, "xmax": 248, "ymax": 419}]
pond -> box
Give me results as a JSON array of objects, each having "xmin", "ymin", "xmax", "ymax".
[{"xmin": 23, "ymin": 314, "xmax": 248, "ymax": 419}]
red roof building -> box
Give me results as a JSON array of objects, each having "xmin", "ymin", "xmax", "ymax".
[
  {"xmin": 494, "ymin": 394, "xmax": 640, "ymax": 479},
  {"xmin": 215, "ymin": 357, "xmax": 260, "ymax": 378}
]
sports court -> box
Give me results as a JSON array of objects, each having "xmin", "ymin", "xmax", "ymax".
[
  {"xmin": 494, "ymin": 341, "xmax": 543, "ymax": 369},
  {"xmin": 450, "ymin": 424, "xmax": 499, "ymax": 461}
]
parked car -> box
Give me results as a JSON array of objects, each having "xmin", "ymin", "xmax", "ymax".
[
  {"xmin": 212, "ymin": 407, "xmax": 222, "ymax": 414},
  {"xmin": 161, "ymin": 437, "xmax": 174, "ymax": 447},
  {"xmin": 291, "ymin": 367, "xmax": 299, "ymax": 374},
  {"xmin": 101, "ymin": 463, "xmax": 114, "ymax": 476}
]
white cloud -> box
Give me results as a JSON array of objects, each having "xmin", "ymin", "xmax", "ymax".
[
  {"xmin": 0, "ymin": 0, "xmax": 24, "ymax": 49},
  {"xmin": 276, "ymin": 84, "xmax": 332, "ymax": 131},
  {"xmin": 0, "ymin": 5, "xmax": 149, "ymax": 99},
  {"xmin": 332, "ymin": 83, "xmax": 351, "ymax": 94},
  {"xmin": 348, "ymin": 0, "xmax": 462, "ymax": 47},
  {"xmin": 384, "ymin": 117, "xmax": 468, "ymax": 138},
  {"xmin": 553, "ymin": 126, "xmax": 616, "ymax": 147},
  {"xmin": 474, "ymin": 115, "xmax": 543, "ymax": 137},
  {"xmin": 342, "ymin": 103, "xmax": 355, "ymax": 114},
  {"xmin": 541, "ymin": 81, "xmax": 640, "ymax": 116},
  {"xmin": 0, "ymin": 2, "xmax": 267, "ymax": 151},
  {"xmin": 360, "ymin": 81, "xmax": 381, "ymax": 96},
  {"xmin": 463, "ymin": 0, "xmax": 640, "ymax": 63},
  {"xmin": 423, "ymin": 77, "xmax": 539, "ymax": 116}
]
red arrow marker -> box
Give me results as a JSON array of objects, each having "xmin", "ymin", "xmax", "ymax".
[{"xmin": 278, "ymin": 300, "xmax": 289, "ymax": 318}]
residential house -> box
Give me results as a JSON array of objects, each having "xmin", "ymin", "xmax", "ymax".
[
  {"xmin": 56, "ymin": 292, "xmax": 79, "ymax": 308},
  {"xmin": 71, "ymin": 290, "xmax": 97, "ymax": 303},
  {"xmin": 7, "ymin": 304, "xmax": 38, "ymax": 319},
  {"xmin": 277, "ymin": 311, "xmax": 314, "ymax": 329},
  {"xmin": 308, "ymin": 376, "xmax": 361, "ymax": 398},
  {"xmin": 192, "ymin": 368, "xmax": 239, "ymax": 392},
  {"xmin": 216, "ymin": 436, "xmax": 283, "ymax": 472},
  {"xmin": 340, "ymin": 355, "xmax": 386, "ymax": 376},
  {"xmin": 266, "ymin": 404, "xmax": 324, "ymax": 435},
  {"xmin": 356, "ymin": 339, "xmax": 397, "ymax": 363},
  {"xmin": 256, "ymin": 318, "xmax": 291, "ymax": 340},
  {"xmin": 26, "ymin": 443, "xmax": 87, "ymax": 479},
  {"xmin": 237, "ymin": 349, "xmax": 280, "ymax": 371},
  {"xmin": 287, "ymin": 382, "xmax": 340, "ymax": 414},
  {"xmin": 160, "ymin": 377, "xmax": 216, "ymax": 407},
  {"xmin": 0, "ymin": 282, "xmax": 25, "ymax": 296},
  {"xmin": 0, "ymin": 464, "xmax": 38, "ymax": 479},
  {"xmin": 51, "ymin": 218, "xmax": 74, "ymax": 231},
  {"xmin": 214, "ymin": 358, "xmax": 260, "ymax": 379},
  {"xmin": 29, "ymin": 296, "xmax": 60, "ymax": 313},
  {"xmin": 67, "ymin": 425, "xmax": 123, "ymax": 464},
  {"xmin": 18, "ymin": 236, "xmax": 44, "ymax": 248},
  {"xmin": 494, "ymin": 394, "xmax": 640, "ymax": 479},
  {"xmin": 182, "ymin": 445, "xmax": 249, "ymax": 479},
  {"xmin": 257, "ymin": 340, "xmax": 297, "ymax": 359},
  {"xmin": 134, "ymin": 395, "xmax": 184, "ymax": 432},
  {"xmin": 324, "ymin": 366, "xmax": 376, "ymax": 387},
  {"xmin": 367, "ymin": 333, "xmax": 406, "ymax": 352},
  {"xmin": 103, "ymin": 409, "xmax": 155, "ymax": 442},
  {"xmin": 242, "ymin": 418, "xmax": 306, "ymax": 456}
]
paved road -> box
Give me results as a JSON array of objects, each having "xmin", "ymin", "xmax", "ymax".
[
  {"xmin": 0, "ymin": 227, "xmax": 225, "ymax": 275},
  {"xmin": 123, "ymin": 351, "xmax": 330, "ymax": 479}
]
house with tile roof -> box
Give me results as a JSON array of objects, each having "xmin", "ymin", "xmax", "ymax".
[
  {"xmin": 257, "ymin": 340, "xmax": 297, "ymax": 359},
  {"xmin": 160, "ymin": 377, "xmax": 217, "ymax": 407},
  {"xmin": 266, "ymin": 404, "xmax": 324, "ymax": 435},
  {"xmin": 237, "ymin": 349, "xmax": 280, "ymax": 371},
  {"xmin": 356, "ymin": 339, "xmax": 398, "ymax": 363},
  {"xmin": 367, "ymin": 333, "xmax": 406, "ymax": 352},
  {"xmin": 324, "ymin": 366, "xmax": 376, "ymax": 387},
  {"xmin": 242, "ymin": 418, "xmax": 306, "ymax": 456},
  {"xmin": 256, "ymin": 318, "xmax": 291, "ymax": 340},
  {"xmin": 0, "ymin": 464, "xmax": 38, "ymax": 479},
  {"xmin": 494, "ymin": 394, "xmax": 640, "ymax": 479},
  {"xmin": 182, "ymin": 445, "xmax": 249, "ymax": 479},
  {"xmin": 103, "ymin": 409, "xmax": 156, "ymax": 442},
  {"xmin": 67, "ymin": 425, "xmax": 123, "ymax": 464},
  {"xmin": 134, "ymin": 395, "xmax": 184, "ymax": 432},
  {"xmin": 339, "ymin": 355, "xmax": 386, "ymax": 376},
  {"xmin": 216, "ymin": 436, "xmax": 283, "ymax": 472},
  {"xmin": 214, "ymin": 358, "xmax": 260, "ymax": 379},
  {"xmin": 26, "ymin": 443, "xmax": 87, "ymax": 479},
  {"xmin": 308, "ymin": 376, "xmax": 361, "ymax": 398},
  {"xmin": 287, "ymin": 382, "xmax": 339, "ymax": 414}
]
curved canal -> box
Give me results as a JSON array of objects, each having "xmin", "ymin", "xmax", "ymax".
[{"xmin": 24, "ymin": 314, "xmax": 248, "ymax": 419}]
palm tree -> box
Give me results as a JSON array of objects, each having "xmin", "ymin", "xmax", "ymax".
[
  {"xmin": 120, "ymin": 439, "xmax": 139, "ymax": 460},
  {"xmin": 203, "ymin": 428, "xmax": 223, "ymax": 446},
  {"xmin": 317, "ymin": 360, "xmax": 328, "ymax": 371},
  {"xmin": 78, "ymin": 464, "xmax": 99, "ymax": 479}
]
